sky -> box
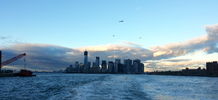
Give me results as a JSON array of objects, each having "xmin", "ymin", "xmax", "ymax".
[{"xmin": 0, "ymin": 0, "xmax": 218, "ymax": 71}]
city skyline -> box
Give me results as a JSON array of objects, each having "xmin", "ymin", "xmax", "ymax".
[
  {"xmin": 1, "ymin": 1, "xmax": 218, "ymax": 100},
  {"xmin": 66, "ymin": 50, "xmax": 144, "ymax": 74},
  {"xmin": 0, "ymin": 0, "xmax": 218, "ymax": 71}
]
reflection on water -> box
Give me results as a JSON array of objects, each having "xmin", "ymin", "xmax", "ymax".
[{"xmin": 0, "ymin": 73, "xmax": 218, "ymax": 100}]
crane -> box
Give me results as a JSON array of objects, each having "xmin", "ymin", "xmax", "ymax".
[
  {"xmin": 0, "ymin": 50, "xmax": 35, "ymax": 77},
  {"xmin": 0, "ymin": 50, "xmax": 26, "ymax": 70}
]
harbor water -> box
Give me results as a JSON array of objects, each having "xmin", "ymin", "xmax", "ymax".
[{"xmin": 0, "ymin": 73, "xmax": 218, "ymax": 100}]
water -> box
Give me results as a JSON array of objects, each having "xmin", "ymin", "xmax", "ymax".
[{"xmin": 0, "ymin": 73, "xmax": 218, "ymax": 100}]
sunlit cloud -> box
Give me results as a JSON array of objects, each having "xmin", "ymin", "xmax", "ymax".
[
  {"xmin": 1, "ymin": 24, "xmax": 218, "ymax": 71},
  {"xmin": 151, "ymin": 24, "xmax": 218, "ymax": 59}
]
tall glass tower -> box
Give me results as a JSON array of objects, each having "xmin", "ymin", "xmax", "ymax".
[
  {"xmin": 84, "ymin": 51, "xmax": 88, "ymax": 67},
  {"xmin": 95, "ymin": 57, "xmax": 100, "ymax": 67}
]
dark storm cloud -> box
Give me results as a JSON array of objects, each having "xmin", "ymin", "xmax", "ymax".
[
  {"xmin": 78, "ymin": 43, "xmax": 154, "ymax": 61},
  {"xmin": 1, "ymin": 24, "xmax": 218, "ymax": 71},
  {"xmin": 1, "ymin": 43, "xmax": 153, "ymax": 71},
  {"xmin": 1, "ymin": 44, "xmax": 83, "ymax": 71}
]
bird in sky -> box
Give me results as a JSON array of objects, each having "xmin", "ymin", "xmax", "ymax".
[{"xmin": 119, "ymin": 20, "xmax": 124, "ymax": 23}]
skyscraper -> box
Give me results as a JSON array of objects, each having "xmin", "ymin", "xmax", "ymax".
[
  {"xmin": 66, "ymin": 50, "xmax": 145, "ymax": 74},
  {"xmin": 75, "ymin": 61, "xmax": 80, "ymax": 72},
  {"xmin": 101, "ymin": 60, "xmax": 107, "ymax": 72},
  {"xmin": 124, "ymin": 59, "xmax": 132, "ymax": 73},
  {"xmin": 114, "ymin": 59, "xmax": 121, "ymax": 73},
  {"xmin": 84, "ymin": 50, "xmax": 88, "ymax": 67},
  {"xmin": 108, "ymin": 61, "xmax": 114, "ymax": 73},
  {"xmin": 95, "ymin": 57, "xmax": 100, "ymax": 67},
  {"xmin": 139, "ymin": 63, "xmax": 144, "ymax": 73},
  {"xmin": 133, "ymin": 59, "xmax": 140, "ymax": 73}
]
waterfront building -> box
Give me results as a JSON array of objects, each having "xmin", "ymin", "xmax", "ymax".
[
  {"xmin": 75, "ymin": 61, "xmax": 80, "ymax": 72},
  {"xmin": 79, "ymin": 63, "xmax": 84, "ymax": 73},
  {"xmin": 124, "ymin": 59, "xmax": 132, "ymax": 73},
  {"xmin": 84, "ymin": 50, "xmax": 88, "ymax": 68},
  {"xmin": 108, "ymin": 61, "xmax": 114, "ymax": 73},
  {"xmin": 139, "ymin": 63, "xmax": 144, "ymax": 73},
  {"xmin": 114, "ymin": 59, "xmax": 121, "ymax": 73},
  {"xmin": 101, "ymin": 60, "xmax": 107, "ymax": 72},
  {"xmin": 91, "ymin": 62, "xmax": 100, "ymax": 73},
  {"xmin": 133, "ymin": 59, "xmax": 140, "ymax": 73},
  {"xmin": 117, "ymin": 63, "xmax": 124, "ymax": 73},
  {"xmin": 65, "ymin": 50, "xmax": 145, "ymax": 74},
  {"xmin": 95, "ymin": 57, "xmax": 100, "ymax": 67},
  {"xmin": 65, "ymin": 65, "xmax": 74, "ymax": 73},
  {"xmin": 206, "ymin": 61, "xmax": 218, "ymax": 75}
]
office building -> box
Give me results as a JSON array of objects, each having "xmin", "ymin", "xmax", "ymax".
[
  {"xmin": 95, "ymin": 57, "xmax": 100, "ymax": 67},
  {"xmin": 101, "ymin": 60, "xmax": 107, "ymax": 72},
  {"xmin": 84, "ymin": 50, "xmax": 88, "ymax": 68},
  {"xmin": 133, "ymin": 59, "xmax": 140, "ymax": 73},
  {"xmin": 108, "ymin": 61, "xmax": 114, "ymax": 73},
  {"xmin": 124, "ymin": 59, "xmax": 132, "ymax": 73},
  {"xmin": 114, "ymin": 59, "xmax": 121, "ymax": 73},
  {"xmin": 206, "ymin": 61, "xmax": 218, "ymax": 75},
  {"xmin": 65, "ymin": 50, "xmax": 145, "ymax": 74}
]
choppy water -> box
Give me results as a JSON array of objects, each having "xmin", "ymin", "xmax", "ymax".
[{"xmin": 0, "ymin": 73, "xmax": 218, "ymax": 100}]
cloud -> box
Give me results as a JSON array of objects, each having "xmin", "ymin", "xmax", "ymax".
[
  {"xmin": 1, "ymin": 42, "xmax": 153, "ymax": 71},
  {"xmin": 144, "ymin": 59, "xmax": 205, "ymax": 72},
  {"xmin": 77, "ymin": 43, "xmax": 153, "ymax": 61},
  {"xmin": 1, "ymin": 24, "xmax": 218, "ymax": 71},
  {"xmin": 1, "ymin": 44, "xmax": 82, "ymax": 71},
  {"xmin": 151, "ymin": 24, "xmax": 218, "ymax": 59},
  {"xmin": 145, "ymin": 24, "xmax": 218, "ymax": 71},
  {"xmin": 151, "ymin": 35, "xmax": 207, "ymax": 59}
]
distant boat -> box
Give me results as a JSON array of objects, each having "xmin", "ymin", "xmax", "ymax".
[
  {"xmin": 0, "ymin": 51, "xmax": 36, "ymax": 77},
  {"xmin": 16, "ymin": 69, "xmax": 36, "ymax": 77},
  {"xmin": 0, "ymin": 69, "xmax": 35, "ymax": 77}
]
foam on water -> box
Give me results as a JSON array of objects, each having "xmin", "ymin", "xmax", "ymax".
[{"xmin": 0, "ymin": 73, "xmax": 218, "ymax": 100}]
